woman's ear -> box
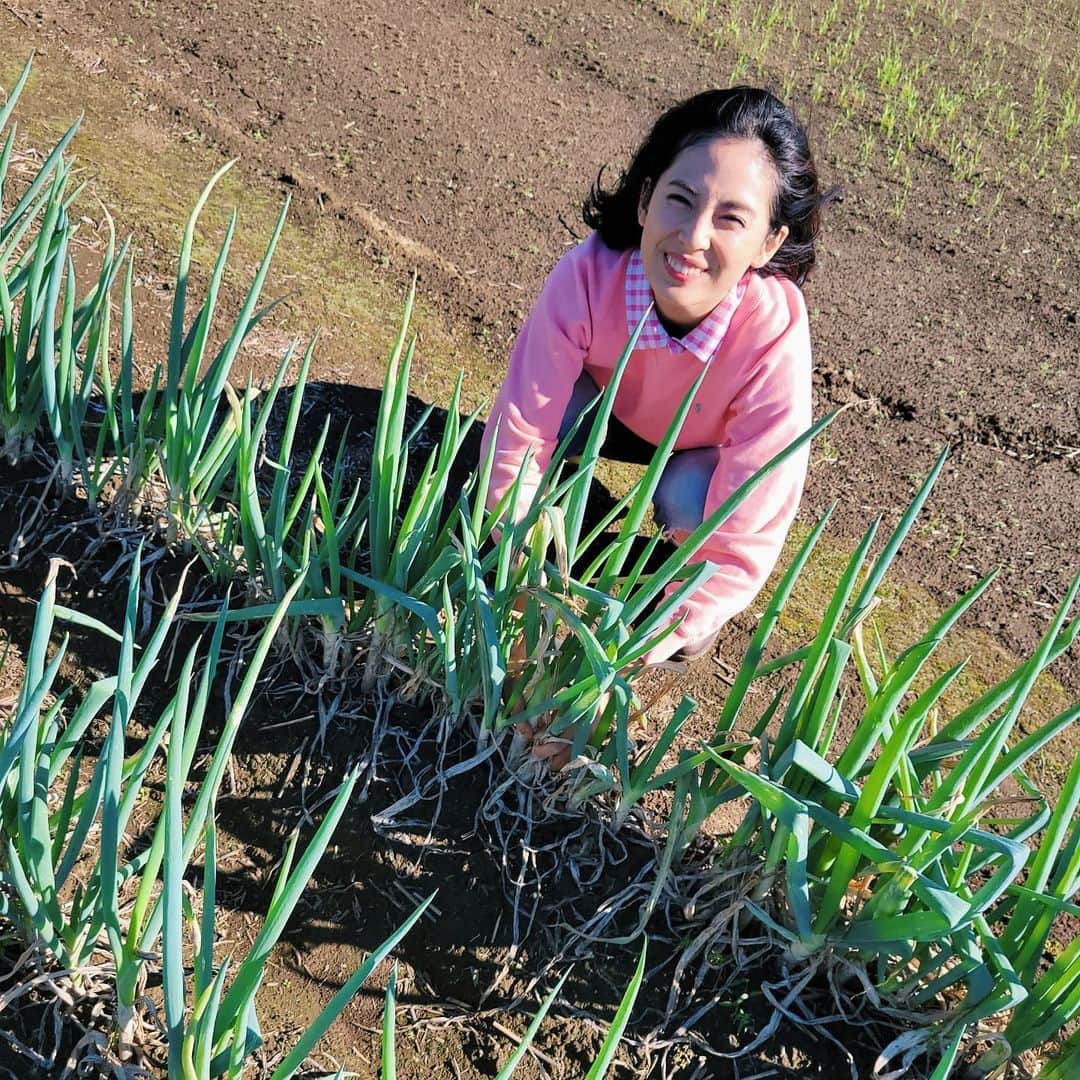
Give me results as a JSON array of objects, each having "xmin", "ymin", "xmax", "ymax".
[
  {"xmin": 752, "ymin": 224, "xmax": 789, "ymax": 268},
  {"xmin": 637, "ymin": 180, "xmax": 653, "ymax": 228}
]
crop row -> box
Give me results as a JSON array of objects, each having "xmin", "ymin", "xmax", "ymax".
[
  {"xmin": 667, "ymin": 0, "xmax": 1078, "ymax": 220},
  {"xmin": 2, "ymin": 57, "xmax": 1079, "ymax": 1077}
]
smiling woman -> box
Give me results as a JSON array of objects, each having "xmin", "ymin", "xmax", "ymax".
[
  {"xmin": 480, "ymin": 88, "xmax": 838, "ymax": 736},
  {"xmin": 635, "ymin": 137, "xmax": 788, "ymax": 335}
]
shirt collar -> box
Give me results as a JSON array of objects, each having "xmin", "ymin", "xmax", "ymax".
[{"xmin": 625, "ymin": 249, "xmax": 749, "ymax": 363}]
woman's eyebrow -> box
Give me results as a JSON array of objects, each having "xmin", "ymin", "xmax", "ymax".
[
  {"xmin": 667, "ymin": 178, "xmax": 756, "ymax": 217},
  {"xmin": 666, "ymin": 178, "xmax": 698, "ymax": 195},
  {"xmin": 716, "ymin": 199, "xmax": 757, "ymax": 217}
]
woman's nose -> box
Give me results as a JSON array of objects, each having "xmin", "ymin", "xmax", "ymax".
[{"xmin": 681, "ymin": 210, "xmax": 713, "ymax": 249}]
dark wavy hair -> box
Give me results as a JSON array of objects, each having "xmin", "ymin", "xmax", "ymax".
[{"xmin": 582, "ymin": 87, "xmax": 838, "ymax": 286}]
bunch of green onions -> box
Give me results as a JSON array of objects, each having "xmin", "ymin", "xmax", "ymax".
[
  {"xmin": 0, "ymin": 558, "xmax": 649, "ymax": 1075},
  {"xmin": 4, "ymin": 51, "xmax": 1079, "ymax": 1074}
]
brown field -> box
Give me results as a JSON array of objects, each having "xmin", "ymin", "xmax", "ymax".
[{"xmin": 1, "ymin": 0, "xmax": 1078, "ymax": 1076}]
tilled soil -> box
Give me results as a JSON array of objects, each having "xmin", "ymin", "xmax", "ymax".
[
  {"xmin": 11, "ymin": 0, "xmax": 1079, "ymax": 696},
  {"xmin": 6, "ymin": 0, "xmax": 1079, "ymax": 690},
  {"xmin": 1, "ymin": 0, "xmax": 1078, "ymax": 1076},
  {"xmin": 37, "ymin": 2, "xmax": 1080, "ymax": 681}
]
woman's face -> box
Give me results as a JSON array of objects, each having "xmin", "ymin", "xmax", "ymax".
[{"xmin": 637, "ymin": 135, "xmax": 788, "ymax": 336}]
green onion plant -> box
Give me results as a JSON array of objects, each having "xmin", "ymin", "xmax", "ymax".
[
  {"xmin": 0, "ymin": 556, "xmax": 438, "ymax": 1075},
  {"xmin": 663, "ymin": 448, "xmax": 1080, "ymax": 1071},
  {"xmin": 1, "ymin": 55, "xmax": 82, "ymax": 467},
  {"xmin": 349, "ymin": 276, "xmax": 484, "ymax": 691},
  {"xmin": 149, "ymin": 163, "xmax": 289, "ymax": 549}
]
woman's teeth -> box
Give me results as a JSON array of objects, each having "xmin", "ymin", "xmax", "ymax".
[{"xmin": 664, "ymin": 253, "xmax": 705, "ymax": 277}]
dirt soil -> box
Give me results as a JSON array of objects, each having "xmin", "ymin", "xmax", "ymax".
[
  {"xmin": 1, "ymin": 0, "xmax": 1078, "ymax": 1076},
  {"xmin": 0, "ymin": 440, "xmax": 893, "ymax": 1080},
  {"xmin": 6, "ymin": 0, "xmax": 1077, "ymax": 699}
]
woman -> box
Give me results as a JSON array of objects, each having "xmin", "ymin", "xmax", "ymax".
[{"xmin": 483, "ymin": 87, "xmax": 835, "ymax": 668}]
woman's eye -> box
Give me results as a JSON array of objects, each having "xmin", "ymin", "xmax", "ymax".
[{"xmin": 667, "ymin": 193, "xmax": 691, "ymax": 205}]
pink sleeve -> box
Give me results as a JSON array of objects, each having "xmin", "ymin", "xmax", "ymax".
[
  {"xmin": 647, "ymin": 285, "xmax": 813, "ymax": 661},
  {"xmin": 480, "ymin": 243, "xmax": 593, "ymax": 519}
]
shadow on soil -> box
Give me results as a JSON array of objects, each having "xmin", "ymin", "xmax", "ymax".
[{"xmin": 0, "ymin": 386, "xmax": 901, "ymax": 1077}]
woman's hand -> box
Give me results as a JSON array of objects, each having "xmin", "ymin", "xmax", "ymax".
[
  {"xmin": 638, "ymin": 607, "xmax": 718, "ymax": 666},
  {"xmin": 639, "ymin": 630, "xmax": 687, "ymax": 667},
  {"xmin": 504, "ymin": 585, "xmax": 578, "ymax": 770},
  {"xmin": 513, "ymin": 715, "xmax": 574, "ymax": 771}
]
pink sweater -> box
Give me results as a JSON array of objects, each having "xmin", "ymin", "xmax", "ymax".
[{"xmin": 482, "ymin": 233, "xmax": 813, "ymax": 658}]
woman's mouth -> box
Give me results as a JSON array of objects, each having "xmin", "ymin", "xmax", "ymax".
[{"xmin": 663, "ymin": 252, "xmax": 707, "ymax": 282}]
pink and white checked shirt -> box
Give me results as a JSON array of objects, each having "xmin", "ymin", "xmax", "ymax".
[
  {"xmin": 482, "ymin": 234, "xmax": 813, "ymax": 662},
  {"xmin": 624, "ymin": 248, "xmax": 750, "ymax": 361}
]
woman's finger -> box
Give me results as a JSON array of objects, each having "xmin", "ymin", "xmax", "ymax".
[{"xmin": 530, "ymin": 737, "xmax": 571, "ymax": 768}]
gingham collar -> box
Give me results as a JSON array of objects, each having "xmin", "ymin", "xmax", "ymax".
[{"xmin": 625, "ymin": 249, "xmax": 749, "ymax": 363}]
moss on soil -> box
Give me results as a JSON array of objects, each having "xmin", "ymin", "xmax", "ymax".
[
  {"xmin": 0, "ymin": 43, "xmax": 500, "ymax": 412},
  {"xmin": 776, "ymin": 518, "xmax": 1076, "ymax": 783}
]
